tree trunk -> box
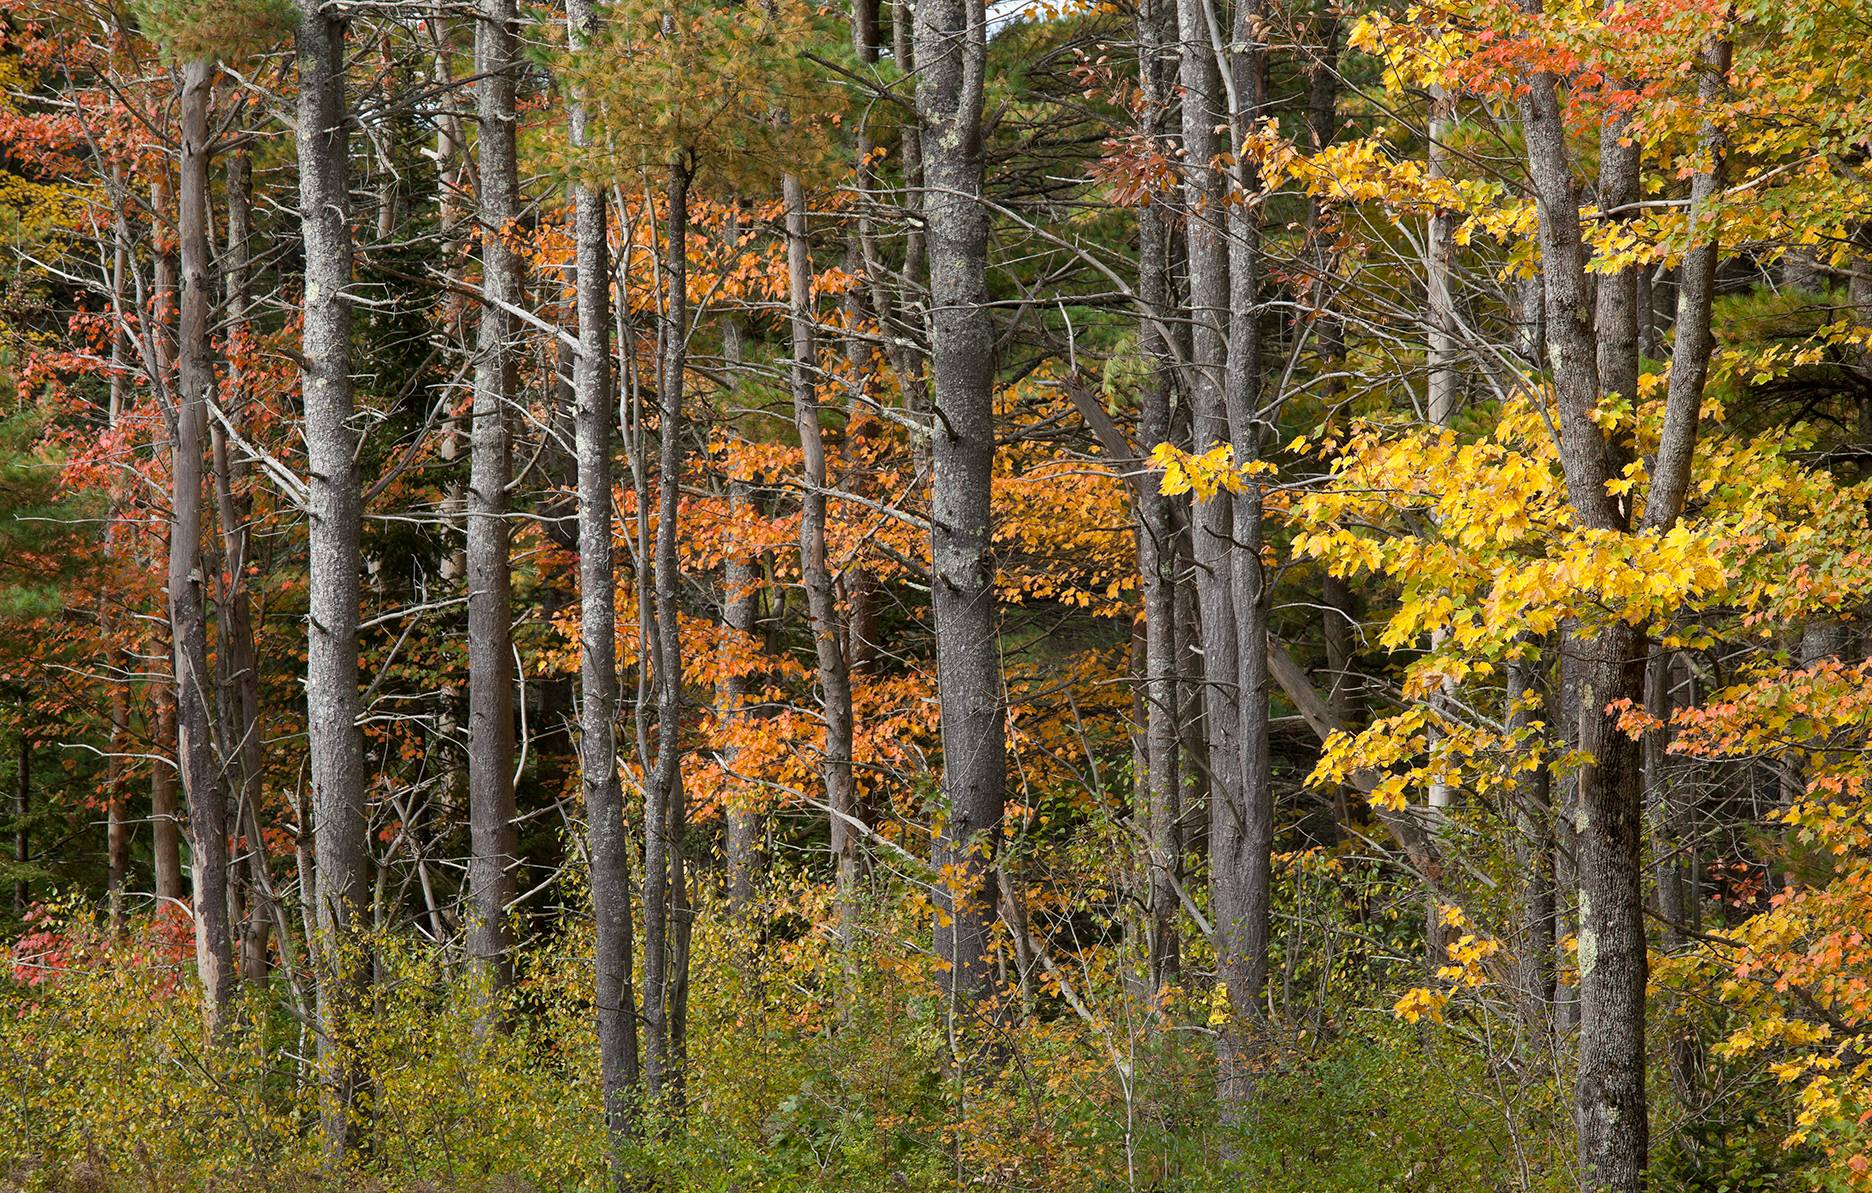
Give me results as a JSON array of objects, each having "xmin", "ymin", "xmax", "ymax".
[
  {"xmin": 784, "ymin": 173, "xmax": 863, "ymax": 945},
  {"xmin": 1174, "ymin": 529, "xmax": 1209, "ymax": 844},
  {"xmin": 173, "ymin": 55, "xmax": 234, "ymax": 1031},
  {"xmin": 566, "ymin": 0, "xmax": 641, "ymax": 1156},
  {"xmin": 915, "ymin": 0, "xmax": 1005, "ymax": 1031},
  {"xmin": 1224, "ymin": 0, "xmax": 1274, "ymax": 1087},
  {"xmin": 644, "ymin": 157, "xmax": 693, "ymax": 1113},
  {"xmin": 1524, "ymin": 22, "xmax": 1727, "ymax": 1185},
  {"xmin": 296, "ymin": 1, "xmax": 369, "ymax": 1157},
  {"xmin": 216, "ymin": 148, "xmax": 267, "ymax": 983},
  {"xmin": 1596, "ymin": 104, "xmax": 1641, "ymax": 470},
  {"xmin": 11, "ymin": 733, "xmax": 24, "ymax": 916},
  {"xmin": 107, "ymin": 686, "xmax": 128, "ymax": 931},
  {"xmin": 717, "ymin": 308, "xmax": 763, "ymax": 914},
  {"xmin": 1321, "ymin": 575, "xmax": 1355, "ymax": 836},
  {"xmin": 1521, "ymin": 43, "xmax": 1644, "ymax": 1192},
  {"xmin": 152, "ymin": 689, "xmax": 183, "ymax": 902},
  {"xmin": 1179, "ymin": 0, "xmax": 1258, "ymax": 1120},
  {"xmin": 468, "ymin": 0, "xmax": 521, "ymax": 1009},
  {"xmin": 1422, "ymin": 81, "xmax": 1462, "ymax": 952},
  {"xmin": 106, "ymin": 177, "xmax": 130, "ymax": 934},
  {"xmin": 1509, "ymin": 650, "xmax": 1556, "ymax": 1048},
  {"xmin": 429, "ymin": 17, "xmax": 470, "ymax": 844},
  {"xmin": 1135, "ymin": 0, "xmax": 1181, "ymax": 997},
  {"xmin": 1569, "ymin": 624, "xmax": 1649, "ymax": 1190},
  {"xmin": 1310, "ymin": 8, "xmax": 1352, "ymax": 843},
  {"xmin": 1643, "ymin": 36, "xmax": 1731, "ymax": 536},
  {"xmin": 721, "ymin": 471, "xmax": 761, "ymax": 912},
  {"xmin": 1426, "ymin": 98, "xmax": 1458, "ymax": 427}
]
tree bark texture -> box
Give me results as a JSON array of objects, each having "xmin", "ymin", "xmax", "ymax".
[
  {"xmin": 914, "ymin": 0, "xmax": 1006, "ymax": 1021},
  {"xmin": 296, "ymin": 1, "xmax": 370, "ymax": 1156}
]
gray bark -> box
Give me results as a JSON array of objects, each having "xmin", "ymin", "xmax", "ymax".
[
  {"xmin": 1423, "ymin": 85, "xmax": 1461, "ymax": 938},
  {"xmin": 721, "ymin": 473, "xmax": 761, "ymax": 912},
  {"xmin": 914, "ymin": 0, "xmax": 1006, "ymax": 1020},
  {"xmin": 1515, "ymin": 24, "xmax": 1737, "ymax": 1180},
  {"xmin": 106, "ymin": 182, "xmax": 130, "ymax": 934},
  {"xmin": 1517, "ymin": 19, "xmax": 1664, "ymax": 1181},
  {"xmin": 1518, "ymin": 60, "xmax": 1626, "ymax": 531},
  {"xmin": 1569, "ymin": 624, "xmax": 1649, "ymax": 1192},
  {"xmin": 567, "ymin": 0, "xmax": 641, "ymax": 1155},
  {"xmin": 643, "ymin": 158, "xmax": 693, "ymax": 1111},
  {"xmin": 1427, "ymin": 85, "xmax": 1458, "ymax": 427},
  {"xmin": 1176, "ymin": 0, "xmax": 1258, "ymax": 1119},
  {"xmin": 149, "ymin": 182, "xmax": 184, "ymax": 912},
  {"xmin": 1642, "ymin": 36, "xmax": 1731, "ymax": 535},
  {"xmin": 296, "ymin": 0, "xmax": 369, "ymax": 1157},
  {"xmin": 108, "ymin": 686, "xmax": 128, "ymax": 932},
  {"xmin": 784, "ymin": 173, "xmax": 863, "ymax": 944},
  {"xmin": 152, "ymin": 689, "xmax": 183, "ymax": 901},
  {"xmin": 173, "ymin": 56, "xmax": 234, "ymax": 1029},
  {"xmin": 1136, "ymin": 0, "xmax": 1180, "ymax": 993},
  {"xmin": 1596, "ymin": 104, "xmax": 1642, "ymax": 434},
  {"xmin": 1174, "ymin": 0, "xmax": 1237, "ymax": 859},
  {"xmin": 717, "ymin": 311, "xmax": 762, "ymax": 913},
  {"xmin": 1509, "ymin": 651, "xmax": 1556, "ymax": 1048},
  {"xmin": 1220, "ymin": 0, "xmax": 1275, "ymax": 1118},
  {"xmin": 1306, "ymin": 0, "xmax": 1344, "ymax": 407},
  {"xmin": 215, "ymin": 148, "xmax": 266, "ymax": 984},
  {"xmin": 468, "ymin": 0, "xmax": 521, "ymax": 1006}
]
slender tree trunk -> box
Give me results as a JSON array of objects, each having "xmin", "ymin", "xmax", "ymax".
[
  {"xmin": 106, "ymin": 178, "xmax": 130, "ymax": 934},
  {"xmin": 107, "ymin": 685, "xmax": 128, "ymax": 930},
  {"xmin": 717, "ymin": 307, "xmax": 763, "ymax": 914},
  {"xmin": 784, "ymin": 173, "xmax": 863, "ymax": 945},
  {"xmin": 1220, "ymin": 0, "xmax": 1274, "ymax": 1117},
  {"xmin": 1552, "ymin": 625, "xmax": 1581, "ymax": 1035},
  {"xmin": 1306, "ymin": 0, "xmax": 1341, "ymax": 345},
  {"xmin": 1509, "ymin": 649, "xmax": 1556, "ymax": 1047},
  {"xmin": 1645, "ymin": 41, "xmax": 1730, "ymax": 1117},
  {"xmin": 173, "ymin": 56, "xmax": 234, "ymax": 1030},
  {"xmin": 1175, "ymin": 0, "xmax": 1236, "ymax": 879},
  {"xmin": 915, "ymin": 0, "xmax": 1005, "ymax": 1032},
  {"xmin": 1646, "ymin": 647, "xmax": 1699, "ymax": 1103},
  {"xmin": 1310, "ymin": 10, "xmax": 1352, "ymax": 843},
  {"xmin": 1422, "ymin": 82, "xmax": 1462, "ymax": 955},
  {"xmin": 216, "ymin": 148, "xmax": 267, "ymax": 983},
  {"xmin": 1850, "ymin": 230, "xmax": 1872, "ymax": 453},
  {"xmin": 1136, "ymin": 0, "xmax": 1181, "ymax": 997},
  {"xmin": 1643, "ymin": 36, "xmax": 1731, "ymax": 535},
  {"xmin": 142, "ymin": 181, "xmax": 179, "ymax": 910},
  {"xmin": 1174, "ymin": 527, "xmax": 1209, "ymax": 846},
  {"xmin": 1597, "ymin": 105, "xmax": 1642, "ymax": 460},
  {"xmin": 296, "ymin": 1, "xmax": 369, "ymax": 1157},
  {"xmin": 720, "ymin": 471, "xmax": 761, "ymax": 912},
  {"xmin": 891, "ymin": 0, "xmax": 930, "ymax": 451},
  {"xmin": 1177, "ymin": 0, "xmax": 1253, "ymax": 1120},
  {"xmin": 566, "ymin": 0, "xmax": 641, "ymax": 1157},
  {"xmin": 1426, "ymin": 85, "xmax": 1459, "ymax": 430},
  {"xmin": 11, "ymin": 733, "xmax": 24, "ymax": 916},
  {"xmin": 644, "ymin": 157, "xmax": 693, "ymax": 1112},
  {"xmin": 841, "ymin": 0, "xmax": 886, "ymax": 685},
  {"xmin": 468, "ymin": 0, "xmax": 521, "ymax": 1008},
  {"xmin": 152, "ymin": 689, "xmax": 183, "ymax": 902},
  {"xmin": 429, "ymin": 18, "xmax": 470, "ymax": 843},
  {"xmin": 1645, "ymin": 652, "xmax": 1686, "ymax": 936}
]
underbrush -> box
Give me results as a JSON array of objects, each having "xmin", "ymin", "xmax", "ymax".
[{"xmin": 0, "ymin": 889, "xmax": 1789, "ymax": 1192}]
